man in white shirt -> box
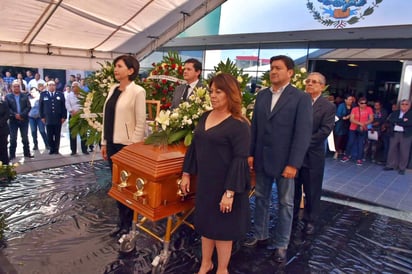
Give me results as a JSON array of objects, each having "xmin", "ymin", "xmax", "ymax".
[
  {"xmin": 28, "ymin": 73, "xmax": 46, "ymax": 91},
  {"xmin": 65, "ymin": 81, "xmax": 88, "ymax": 155}
]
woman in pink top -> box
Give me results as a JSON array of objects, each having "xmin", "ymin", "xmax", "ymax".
[{"xmin": 341, "ymin": 97, "xmax": 374, "ymax": 166}]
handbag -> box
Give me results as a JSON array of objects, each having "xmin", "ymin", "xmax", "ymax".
[{"xmin": 368, "ymin": 130, "xmax": 378, "ymax": 141}]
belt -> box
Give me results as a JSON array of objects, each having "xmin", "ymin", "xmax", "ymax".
[{"xmin": 394, "ymin": 131, "xmax": 404, "ymax": 133}]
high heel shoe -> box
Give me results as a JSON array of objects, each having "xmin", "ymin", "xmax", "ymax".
[{"xmin": 194, "ymin": 263, "xmax": 213, "ymax": 274}]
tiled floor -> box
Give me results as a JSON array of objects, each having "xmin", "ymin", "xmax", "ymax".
[{"xmin": 323, "ymin": 157, "xmax": 412, "ymax": 212}]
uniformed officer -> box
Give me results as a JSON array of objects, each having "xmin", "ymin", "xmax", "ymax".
[{"xmin": 39, "ymin": 80, "xmax": 67, "ymax": 154}]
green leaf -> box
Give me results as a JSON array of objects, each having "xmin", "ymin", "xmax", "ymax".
[
  {"xmin": 168, "ymin": 129, "xmax": 190, "ymax": 144},
  {"xmin": 184, "ymin": 131, "xmax": 193, "ymax": 146}
]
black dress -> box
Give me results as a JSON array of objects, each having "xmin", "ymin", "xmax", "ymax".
[{"xmin": 183, "ymin": 111, "xmax": 251, "ymax": 241}]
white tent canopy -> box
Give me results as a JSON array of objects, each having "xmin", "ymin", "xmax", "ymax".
[{"xmin": 0, "ymin": 0, "xmax": 224, "ymax": 70}]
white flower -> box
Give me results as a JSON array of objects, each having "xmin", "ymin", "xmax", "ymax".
[
  {"xmin": 237, "ymin": 76, "xmax": 243, "ymax": 83},
  {"xmin": 300, "ymin": 67, "xmax": 307, "ymax": 74},
  {"xmin": 156, "ymin": 110, "xmax": 171, "ymax": 131}
]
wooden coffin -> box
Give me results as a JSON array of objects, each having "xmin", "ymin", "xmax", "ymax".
[{"xmin": 108, "ymin": 142, "xmax": 196, "ymax": 222}]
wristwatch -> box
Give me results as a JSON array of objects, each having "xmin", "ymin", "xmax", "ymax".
[{"xmin": 226, "ymin": 191, "xmax": 234, "ymax": 198}]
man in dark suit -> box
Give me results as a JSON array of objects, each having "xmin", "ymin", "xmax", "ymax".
[
  {"xmin": 0, "ymin": 98, "xmax": 10, "ymax": 164},
  {"xmin": 383, "ymin": 99, "xmax": 412, "ymax": 175},
  {"xmin": 293, "ymin": 72, "xmax": 336, "ymax": 235},
  {"xmin": 39, "ymin": 81, "xmax": 67, "ymax": 154},
  {"xmin": 5, "ymin": 80, "xmax": 33, "ymax": 160},
  {"xmin": 246, "ymin": 55, "xmax": 313, "ymax": 263},
  {"xmin": 171, "ymin": 58, "xmax": 203, "ymax": 109}
]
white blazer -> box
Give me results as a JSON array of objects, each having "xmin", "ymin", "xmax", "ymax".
[{"xmin": 101, "ymin": 82, "xmax": 146, "ymax": 146}]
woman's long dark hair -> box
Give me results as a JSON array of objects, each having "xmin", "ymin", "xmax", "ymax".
[{"xmin": 209, "ymin": 73, "xmax": 249, "ymax": 124}]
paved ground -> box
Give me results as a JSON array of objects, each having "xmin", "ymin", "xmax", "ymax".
[{"xmin": 11, "ymin": 121, "xmax": 103, "ymax": 174}]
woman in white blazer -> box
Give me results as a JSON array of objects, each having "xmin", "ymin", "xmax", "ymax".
[{"xmin": 101, "ymin": 55, "xmax": 146, "ymax": 237}]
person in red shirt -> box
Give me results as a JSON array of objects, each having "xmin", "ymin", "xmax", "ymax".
[{"xmin": 341, "ymin": 97, "xmax": 374, "ymax": 166}]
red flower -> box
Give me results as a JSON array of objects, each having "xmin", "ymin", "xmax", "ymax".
[
  {"xmin": 162, "ymin": 89, "xmax": 168, "ymax": 94},
  {"xmin": 164, "ymin": 71, "xmax": 169, "ymax": 75},
  {"xmin": 171, "ymin": 63, "xmax": 176, "ymax": 69},
  {"xmin": 161, "ymin": 79, "xmax": 167, "ymax": 84},
  {"xmin": 161, "ymin": 97, "xmax": 166, "ymax": 102},
  {"xmin": 152, "ymin": 62, "xmax": 156, "ymax": 67},
  {"xmin": 168, "ymin": 86, "xmax": 174, "ymax": 91}
]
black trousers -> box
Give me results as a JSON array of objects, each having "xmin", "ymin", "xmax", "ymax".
[
  {"xmin": 46, "ymin": 124, "xmax": 62, "ymax": 153},
  {"xmin": 0, "ymin": 134, "xmax": 9, "ymax": 164},
  {"xmin": 107, "ymin": 142, "xmax": 133, "ymax": 230},
  {"xmin": 294, "ymin": 163, "xmax": 325, "ymax": 224}
]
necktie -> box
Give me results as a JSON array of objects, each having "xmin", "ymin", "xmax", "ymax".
[{"xmin": 182, "ymin": 84, "xmax": 190, "ymax": 100}]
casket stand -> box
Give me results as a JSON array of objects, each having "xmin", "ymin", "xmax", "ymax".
[{"xmin": 108, "ymin": 141, "xmax": 196, "ymax": 272}]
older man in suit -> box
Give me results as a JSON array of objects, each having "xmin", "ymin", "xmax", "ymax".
[
  {"xmin": 383, "ymin": 99, "xmax": 412, "ymax": 175},
  {"xmin": 171, "ymin": 58, "xmax": 203, "ymax": 109},
  {"xmin": 245, "ymin": 55, "xmax": 313, "ymax": 263},
  {"xmin": 39, "ymin": 81, "xmax": 67, "ymax": 154},
  {"xmin": 5, "ymin": 80, "xmax": 33, "ymax": 160},
  {"xmin": 293, "ymin": 72, "xmax": 336, "ymax": 235}
]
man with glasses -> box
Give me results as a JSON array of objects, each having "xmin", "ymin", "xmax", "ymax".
[
  {"xmin": 383, "ymin": 99, "xmax": 412, "ymax": 175},
  {"xmin": 293, "ymin": 72, "xmax": 336, "ymax": 235},
  {"xmin": 5, "ymin": 80, "xmax": 33, "ymax": 160}
]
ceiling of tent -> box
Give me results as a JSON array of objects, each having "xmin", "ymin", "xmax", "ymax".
[{"xmin": 0, "ymin": 0, "xmax": 225, "ymax": 70}]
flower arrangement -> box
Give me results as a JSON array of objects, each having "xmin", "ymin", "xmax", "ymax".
[
  {"xmin": 142, "ymin": 51, "xmax": 185, "ymax": 110},
  {"xmin": 206, "ymin": 58, "xmax": 255, "ymax": 120},
  {"xmin": 0, "ymin": 161, "xmax": 17, "ymax": 182},
  {"xmin": 144, "ymin": 58, "xmax": 256, "ymax": 146},
  {"xmin": 70, "ymin": 61, "xmax": 116, "ymax": 145},
  {"xmin": 144, "ymin": 86, "xmax": 212, "ymax": 146}
]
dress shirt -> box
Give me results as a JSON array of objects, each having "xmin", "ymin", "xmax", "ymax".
[
  {"xmin": 65, "ymin": 92, "xmax": 81, "ymax": 113},
  {"xmin": 186, "ymin": 79, "xmax": 199, "ymax": 99},
  {"xmin": 14, "ymin": 94, "xmax": 21, "ymax": 113},
  {"xmin": 270, "ymin": 83, "xmax": 288, "ymax": 111}
]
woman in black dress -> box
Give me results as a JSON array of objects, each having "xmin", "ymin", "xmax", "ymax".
[{"xmin": 180, "ymin": 73, "xmax": 251, "ymax": 274}]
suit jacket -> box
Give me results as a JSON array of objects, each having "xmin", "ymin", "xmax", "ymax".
[
  {"xmin": 302, "ymin": 96, "xmax": 336, "ymax": 169},
  {"xmin": 250, "ymin": 84, "xmax": 313, "ymax": 178},
  {"xmin": 5, "ymin": 92, "xmax": 31, "ymax": 122},
  {"xmin": 0, "ymin": 100, "xmax": 10, "ymax": 136},
  {"xmin": 39, "ymin": 91, "xmax": 67, "ymax": 125},
  {"xmin": 171, "ymin": 80, "xmax": 203, "ymax": 109},
  {"xmin": 387, "ymin": 109, "xmax": 412, "ymax": 137}
]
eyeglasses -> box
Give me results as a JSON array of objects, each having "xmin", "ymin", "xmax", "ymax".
[
  {"xmin": 304, "ymin": 79, "xmax": 322, "ymax": 84},
  {"xmin": 359, "ymin": 102, "xmax": 367, "ymax": 104}
]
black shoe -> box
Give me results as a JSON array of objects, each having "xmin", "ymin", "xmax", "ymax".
[
  {"xmin": 33, "ymin": 146, "xmax": 38, "ymax": 151},
  {"xmin": 303, "ymin": 222, "xmax": 315, "ymax": 235},
  {"xmin": 383, "ymin": 167, "xmax": 394, "ymax": 171},
  {"xmin": 273, "ymin": 248, "xmax": 287, "ymax": 263},
  {"xmin": 49, "ymin": 151, "xmax": 54, "ymax": 155},
  {"xmin": 70, "ymin": 152, "xmax": 77, "ymax": 156},
  {"xmin": 399, "ymin": 170, "xmax": 405, "ymax": 175},
  {"xmin": 243, "ymin": 237, "xmax": 269, "ymax": 248},
  {"xmin": 24, "ymin": 154, "xmax": 34, "ymax": 158}
]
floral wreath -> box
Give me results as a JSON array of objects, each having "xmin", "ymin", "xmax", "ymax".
[
  {"xmin": 307, "ymin": 0, "xmax": 382, "ymax": 28},
  {"xmin": 70, "ymin": 61, "xmax": 116, "ymax": 145}
]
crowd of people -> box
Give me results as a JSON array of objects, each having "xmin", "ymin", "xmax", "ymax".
[
  {"xmin": 332, "ymin": 92, "xmax": 412, "ymax": 174},
  {"xmin": 0, "ymin": 69, "xmax": 92, "ymax": 164}
]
